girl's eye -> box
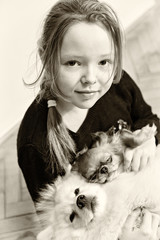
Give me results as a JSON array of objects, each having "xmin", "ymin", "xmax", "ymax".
[
  {"xmin": 99, "ymin": 59, "xmax": 112, "ymax": 66},
  {"xmin": 66, "ymin": 61, "xmax": 80, "ymax": 66},
  {"xmin": 89, "ymin": 173, "xmax": 97, "ymax": 182}
]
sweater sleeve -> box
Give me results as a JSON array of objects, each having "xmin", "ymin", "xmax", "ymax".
[
  {"xmin": 123, "ymin": 71, "xmax": 160, "ymax": 144},
  {"xmin": 18, "ymin": 145, "xmax": 54, "ymax": 202}
]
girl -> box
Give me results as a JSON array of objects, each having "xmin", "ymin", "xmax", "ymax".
[{"xmin": 17, "ymin": 0, "xmax": 160, "ymax": 239}]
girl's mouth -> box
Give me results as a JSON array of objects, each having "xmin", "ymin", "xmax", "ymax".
[
  {"xmin": 75, "ymin": 91, "xmax": 99, "ymax": 99},
  {"xmin": 75, "ymin": 90, "xmax": 99, "ymax": 94}
]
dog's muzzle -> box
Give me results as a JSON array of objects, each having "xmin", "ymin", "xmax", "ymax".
[{"xmin": 77, "ymin": 195, "xmax": 96, "ymax": 213}]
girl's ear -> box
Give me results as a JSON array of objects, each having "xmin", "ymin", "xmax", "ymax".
[{"xmin": 37, "ymin": 38, "xmax": 44, "ymax": 60}]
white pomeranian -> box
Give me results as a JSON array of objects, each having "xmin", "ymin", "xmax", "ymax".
[
  {"xmin": 36, "ymin": 171, "xmax": 109, "ymax": 240},
  {"xmin": 36, "ymin": 125, "xmax": 160, "ymax": 240}
]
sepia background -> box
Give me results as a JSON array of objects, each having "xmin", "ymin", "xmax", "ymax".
[{"xmin": 0, "ymin": 0, "xmax": 160, "ymax": 239}]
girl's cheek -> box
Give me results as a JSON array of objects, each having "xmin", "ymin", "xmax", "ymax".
[
  {"xmin": 101, "ymin": 77, "xmax": 114, "ymax": 94},
  {"xmin": 99, "ymin": 72, "xmax": 114, "ymax": 85}
]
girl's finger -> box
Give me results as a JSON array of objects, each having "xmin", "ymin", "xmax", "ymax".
[
  {"xmin": 123, "ymin": 148, "xmax": 134, "ymax": 170},
  {"xmin": 140, "ymin": 209, "xmax": 152, "ymax": 237},
  {"xmin": 123, "ymin": 209, "xmax": 141, "ymax": 231},
  {"xmin": 151, "ymin": 213, "xmax": 160, "ymax": 239},
  {"xmin": 139, "ymin": 153, "xmax": 148, "ymax": 170},
  {"xmin": 131, "ymin": 149, "xmax": 141, "ymax": 172},
  {"xmin": 157, "ymin": 226, "xmax": 160, "ymax": 239},
  {"xmin": 147, "ymin": 154, "xmax": 155, "ymax": 167}
]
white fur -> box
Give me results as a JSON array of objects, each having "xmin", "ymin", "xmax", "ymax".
[
  {"xmin": 37, "ymin": 146, "xmax": 160, "ymax": 240},
  {"xmin": 36, "ymin": 173, "xmax": 107, "ymax": 240}
]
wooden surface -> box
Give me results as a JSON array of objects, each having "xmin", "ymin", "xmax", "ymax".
[{"xmin": 0, "ymin": 126, "xmax": 40, "ymax": 240}]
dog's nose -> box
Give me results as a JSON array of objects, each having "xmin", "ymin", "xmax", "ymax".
[
  {"xmin": 77, "ymin": 195, "xmax": 86, "ymax": 209},
  {"xmin": 100, "ymin": 165, "xmax": 108, "ymax": 174}
]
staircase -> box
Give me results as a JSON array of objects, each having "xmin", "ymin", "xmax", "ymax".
[{"xmin": 0, "ymin": 125, "xmax": 40, "ymax": 240}]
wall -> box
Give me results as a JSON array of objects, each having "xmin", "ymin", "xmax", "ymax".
[
  {"xmin": 0, "ymin": 0, "xmax": 56, "ymax": 140},
  {"xmin": 124, "ymin": 1, "xmax": 160, "ymax": 116}
]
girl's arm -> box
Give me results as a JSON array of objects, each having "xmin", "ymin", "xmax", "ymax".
[
  {"xmin": 119, "ymin": 71, "xmax": 160, "ymax": 171},
  {"xmin": 122, "ymin": 71, "xmax": 160, "ymax": 144},
  {"xmin": 18, "ymin": 145, "xmax": 54, "ymax": 202}
]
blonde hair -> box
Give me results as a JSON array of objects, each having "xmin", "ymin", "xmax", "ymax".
[{"xmin": 32, "ymin": 0, "xmax": 123, "ymax": 175}]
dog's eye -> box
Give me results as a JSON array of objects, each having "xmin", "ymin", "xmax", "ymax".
[
  {"xmin": 106, "ymin": 156, "xmax": 112, "ymax": 163},
  {"xmin": 69, "ymin": 211, "xmax": 76, "ymax": 222},
  {"xmin": 74, "ymin": 188, "xmax": 79, "ymax": 195},
  {"xmin": 100, "ymin": 166, "xmax": 108, "ymax": 174},
  {"xmin": 89, "ymin": 173, "xmax": 97, "ymax": 181}
]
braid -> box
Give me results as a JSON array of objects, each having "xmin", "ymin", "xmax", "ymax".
[
  {"xmin": 32, "ymin": 0, "xmax": 124, "ymax": 176},
  {"xmin": 39, "ymin": 74, "xmax": 76, "ymax": 175}
]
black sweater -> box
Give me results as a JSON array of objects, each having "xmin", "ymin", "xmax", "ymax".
[{"xmin": 17, "ymin": 71, "xmax": 160, "ymax": 202}]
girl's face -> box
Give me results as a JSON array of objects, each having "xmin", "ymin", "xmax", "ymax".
[{"xmin": 57, "ymin": 22, "xmax": 114, "ymax": 109}]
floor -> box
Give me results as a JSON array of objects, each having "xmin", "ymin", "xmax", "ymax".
[{"xmin": 0, "ymin": 125, "xmax": 41, "ymax": 240}]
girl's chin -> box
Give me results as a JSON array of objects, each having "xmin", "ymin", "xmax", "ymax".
[
  {"xmin": 72, "ymin": 92, "xmax": 101, "ymax": 109},
  {"xmin": 60, "ymin": 93, "xmax": 101, "ymax": 109},
  {"xmin": 75, "ymin": 99, "xmax": 99, "ymax": 109}
]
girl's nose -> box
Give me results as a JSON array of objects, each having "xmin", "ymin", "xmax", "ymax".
[{"xmin": 81, "ymin": 66, "xmax": 97, "ymax": 85}]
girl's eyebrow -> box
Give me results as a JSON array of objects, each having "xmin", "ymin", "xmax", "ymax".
[
  {"xmin": 61, "ymin": 53, "xmax": 113, "ymax": 59},
  {"xmin": 61, "ymin": 55, "xmax": 84, "ymax": 59},
  {"xmin": 100, "ymin": 54, "xmax": 113, "ymax": 57}
]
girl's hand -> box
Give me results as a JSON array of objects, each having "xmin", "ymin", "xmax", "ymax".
[
  {"xmin": 120, "ymin": 208, "xmax": 160, "ymax": 240},
  {"xmin": 123, "ymin": 135, "xmax": 156, "ymax": 171}
]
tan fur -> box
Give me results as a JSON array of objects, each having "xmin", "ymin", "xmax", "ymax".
[{"xmin": 72, "ymin": 124, "xmax": 157, "ymax": 183}]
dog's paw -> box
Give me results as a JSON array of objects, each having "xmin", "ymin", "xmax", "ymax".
[{"xmin": 121, "ymin": 124, "xmax": 157, "ymax": 148}]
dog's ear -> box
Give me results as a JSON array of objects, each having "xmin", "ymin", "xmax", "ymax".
[
  {"xmin": 91, "ymin": 132, "xmax": 102, "ymax": 147},
  {"xmin": 106, "ymin": 126, "xmax": 116, "ymax": 136},
  {"xmin": 71, "ymin": 146, "xmax": 88, "ymax": 172},
  {"xmin": 91, "ymin": 132, "xmax": 111, "ymax": 147},
  {"xmin": 121, "ymin": 124, "xmax": 157, "ymax": 148},
  {"xmin": 36, "ymin": 183, "xmax": 56, "ymax": 214},
  {"xmin": 76, "ymin": 146, "xmax": 88, "ymax": 157},
  {"xmin": 71, "ymin": 161, "xmax": 78, "ymax": 172},
  {"xmin": 120, "ymin": 129, "xmax": 136, "ymax": 148}
]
